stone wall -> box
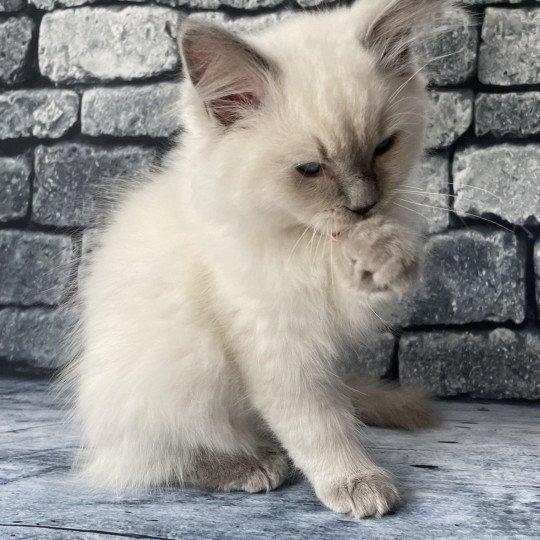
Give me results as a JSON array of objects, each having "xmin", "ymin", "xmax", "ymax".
[{"xmin": 0, "ymin": 0, "xmax": 539, "ymax": 399}]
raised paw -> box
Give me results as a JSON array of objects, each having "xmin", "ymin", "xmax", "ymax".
[
  {"xmin": 316, "ymin": 469, "xmax": 399, "ymax": 518},
  {"xmin": 344, "ymin": 219, "xmax": 420, "ymax": 295}
]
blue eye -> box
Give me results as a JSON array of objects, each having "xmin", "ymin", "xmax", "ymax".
[
  {"xmin": 296, "ymin": 162, "xmax": 323, "ymax": 176},
  {"xmin": 374, "ymin": 136, "xmax": 395, "ymax": 156}
]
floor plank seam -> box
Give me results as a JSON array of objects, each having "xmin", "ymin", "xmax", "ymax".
[{"xmin": 0, "ymin": 523, "xmax": 172, "ymax": 540}]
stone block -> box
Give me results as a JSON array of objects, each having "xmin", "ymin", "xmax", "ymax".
[
  {"xmin": 220, "ymin": 0, "xmax": 283, "ymax": 7},
  {"xmin": 33, "ymin": 143, "xmax": 155, "ymax": 227},
  {"xmin": 29, "ymin": 0, "xmax": 95, "ymax": 9},
  {"xmin": 415, "ymin": 10, "xmax": 478, "ymax": 85},
  {"xmin": 475, "ymin": 93, "xmax": 540, "ymax": 138},
  {"xmin": 187, "ymin": 10, "xmax": 291, "ymax": 33},
  {"xmin": 81, "ymin": 84, "xmax": 180, "ymax": 138},
  {"xmin": 0, "ymin": 17, "xmax": 34, "ymax": 85},
  {"xmin": 295, "ymin": 0, "xmax": 338, "ymax": 6},
  {"xmin": 453, "ymin": 144, "xmax": 540, "ymax": 227},
  {"xmin": 0, "ymin": 230, "xmax": 73, "ymax": 306},
  {"xmin": 39, "ymin": 7, "xmax": 180, "ymax": 83},
  {"xmin": 535, "ymin": 240, "xmax": 540, "ymax": 316},
  {"xmin": 478, "ymin": 8, "xmax": 540, "ymax": 85},
  {"xmin": 400, "ymin": 329, "xmax": 540, "ymax": 399},
  {"xmin": 400, "ymin": 229, "xmax": 526, "ymax": 326},
  {"xmin": 406, "ymin": 154, "xmax": 450, "ymax": 235},
  {"xmin": 0, "ymin": 90, "xmax": 79, "ymax": 139},
  {"xmin": 0, "ymin": 308, "xmax": 72, "ymax": 370},
  {"xmin": 0, "ymin": 0, "xmax": 26, "ymax": 11},
  {"xmin": 153, "ymin": 0, "xmax": 283, "ymax": 8},
  {"xmin": 0, "ymin": 154, "xmax": 31, "ymax": 222},
  {"xmin": 425, "ymin": 90, "xmax": 473, "ymax": 149}
]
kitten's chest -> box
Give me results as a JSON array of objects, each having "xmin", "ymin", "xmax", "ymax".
[
  {"xmin": 208, "ymin": 233, "xmax": 378, "ymax": 349},
  {"xmin": 221, "ymin": 262, "xmax": 368, "ymax": 348}
]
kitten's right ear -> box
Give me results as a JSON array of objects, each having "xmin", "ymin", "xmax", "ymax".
[
  {"xmin": 360, "ymin": 0, "xmax": 456, "ymax": 75},
  {"xmin": 180, "ymin": 21, "xmax": 275, "ymax": 127}
]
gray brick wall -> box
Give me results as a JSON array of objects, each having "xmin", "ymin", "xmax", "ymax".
[{"xmin": 0, "ymin": 0, "xmax": 538, "ymax": 399}]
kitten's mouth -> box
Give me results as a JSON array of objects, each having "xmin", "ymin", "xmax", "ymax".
[{"xmin": 331, "ymin": 229, "xmax": 350, "ymax": 241}]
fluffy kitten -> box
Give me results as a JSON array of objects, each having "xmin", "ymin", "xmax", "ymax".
[{"xmin": 68, "ymin": 0, "xmax": 456, "ymax": 518}]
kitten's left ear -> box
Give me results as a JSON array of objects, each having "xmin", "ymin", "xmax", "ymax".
[
  {"xmin": 180, "ymin": 20, "xmax": 275, "ymax": 127},
  {"xmin": 361, "ymin": 0, "xmax": 455, "ymax": 75}
]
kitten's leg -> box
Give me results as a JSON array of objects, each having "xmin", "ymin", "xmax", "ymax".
[
  {"xmin": 74, "ymin": 324, "xmax": 286, "ymax": 491},
  {"xmin": 238, "ymin": 350, "xmax": 399, "ymax": 518},
  {"xmin": 345, "ymin": 376, "xmax": 439, "ymax": 431},
  {"xmin": 185, "ymin": 446, "xmax": 290, "ymax": 493},
  {"xmin": 338, "ymin": 221, "xmax": 437, "ymax": 430}
]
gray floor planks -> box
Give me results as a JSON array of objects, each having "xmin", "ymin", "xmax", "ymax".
[{"xmin": 1, "ymin": 378, "xmax": 538, "ymax": 539}]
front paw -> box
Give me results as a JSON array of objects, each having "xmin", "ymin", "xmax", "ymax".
[
  {"xmin": 315, "ymin": 469, "xmax": 399, "ymax": 518},
  {"xmin": 345, "ymin": 220, "xmax": 420, "ymax": 295}
]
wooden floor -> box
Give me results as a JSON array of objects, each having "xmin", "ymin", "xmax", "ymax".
[{"xmin": 1, "ymin": 378, "xmax": 538, "ymax": 539}]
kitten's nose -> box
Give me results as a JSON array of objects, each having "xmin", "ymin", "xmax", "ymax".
[
  {"xmin": 344, "ymin": 174, "xmax": 379, "ymax": 218},
  {"xmin": 348, "ymin": 202, "xmax": 376, "ymax": 217}
]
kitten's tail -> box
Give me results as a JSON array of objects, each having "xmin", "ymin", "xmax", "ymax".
[{"xmin": 345, "ymin": 376, "xmax": 439, "ymax": 431}]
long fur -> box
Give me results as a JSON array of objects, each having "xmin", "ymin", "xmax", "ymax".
[{"xmin": 61, "ymin": 0, "xmax": 463, "ymax": 517}]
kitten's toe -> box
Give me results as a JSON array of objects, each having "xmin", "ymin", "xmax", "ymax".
[
  {"xmin": 372, "ymin": 255, "xmax": 420, "ymax": 295},
  {"xmin": 222, "ymin": 449, "xmax": 290, "ymax": 493},
  {"xmin": 316, "ymin": 469, "xmax": 399, "ymax": 518},
  {"xmin": 187, "ymin": 447, "xmax": 290, "ymax": 493}
]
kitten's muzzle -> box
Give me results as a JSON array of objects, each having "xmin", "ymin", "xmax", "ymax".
[{"xmin": 347, "ymin": 202, "xmax": 376, "ymax": 217}]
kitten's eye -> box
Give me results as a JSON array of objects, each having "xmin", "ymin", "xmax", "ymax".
[
  {"xmin": 374, "ymin": 136, "xmax": 395, "ymax": 156},
  {"xmin": 296, "ymin": 162, "xmax": 323, "ymax": 176}
]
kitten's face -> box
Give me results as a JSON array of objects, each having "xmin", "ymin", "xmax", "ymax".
[
  {"xmin": 180, "ymin": 1, "xmax": 440, "ymax": 236},
  {"xmin": 236, "ymin": 52, "xmax": 428, "ymax": 238}
]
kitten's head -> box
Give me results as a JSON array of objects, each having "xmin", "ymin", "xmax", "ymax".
[{"xmin": 179, "ymin": 0, "xmax": 456, "ymax": 236}]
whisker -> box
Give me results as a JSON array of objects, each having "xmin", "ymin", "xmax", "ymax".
[
  {"xmin": 393, "ymin": 202, "xmax": 439, "ymax": 226},
  {"xmin": 366, "ymin": 298, "xmax": 391, "ymax": 329},
  {"xmin": 402, "ymin": 182, "xmax": 504, "ymax": 206},
  {"xmin": 308, "ymin": 227, "xmax": 317, "ymax": 257},
  {"xmin": 387, "ymin": 48, "xmax": 465, "ymax": 106},
  {"xmin": 396, "ymin": 190, "xmax": 480, "ymax": 205},
  {"xmin": 454, "ymin": 183, "xmax": 505, "ymax": 205},
  {"xmin": 388, "ymin": 111, "xmax": 431, "ymax": 123},
  {"xmin": 395, "ymin": 198, "xmax": 514, "ymax": 233},
  {"xmin": 393, "ymin": 128, "xmax": 417, "ymax": 138},
  {"xmin": 328, "ymin": 221, "xmax": 335, "ymax": 289},
  {"xmin": 287, "ymin": 225, "xmax": 310, "ymax": 265},
  {"xmin": 388, "ymin": 95, "xmax": 426, "ymax": 109},
  {"xmin": 314, "ymin": 225, "xmax": 324, "ymax": 261},
  {"xmin": 396, "ymin": 189, "xmax": 450, "ymax": 196}
]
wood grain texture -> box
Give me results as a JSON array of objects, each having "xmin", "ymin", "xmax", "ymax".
[{"xmin": 1, "ymin": 378, "xmax": 538, "ymax": 539}]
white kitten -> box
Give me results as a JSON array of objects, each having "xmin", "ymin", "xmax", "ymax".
[{"xmin": 66, "ymin": 0, "xmax": 456, "ymax": 518}]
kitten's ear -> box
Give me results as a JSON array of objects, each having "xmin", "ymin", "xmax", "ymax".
[
  {"xmin": 180, "ymin": 21, "xmax": 275, "ymax": 127},
  {"xmin": 362, "ymin": 0, "xmax": 453, "ymax": 75}
]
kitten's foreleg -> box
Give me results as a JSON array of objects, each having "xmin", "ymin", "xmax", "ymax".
[
  {"xmin": 341, "ymin": 217, "xmax": 421, "ymax": 295},
  {"xmin": 239, "ymin": 354, "xmax": 399, "ymax": 518}
]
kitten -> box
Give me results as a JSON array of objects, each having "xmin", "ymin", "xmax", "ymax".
[{"xmin": 67, "ymin": 0, "xmax": 457, "ymax": 518}]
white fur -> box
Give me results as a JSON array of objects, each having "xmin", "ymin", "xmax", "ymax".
[{"xmin": 66, "ymin": 0, "xmax": 456, "ymax": 516}]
